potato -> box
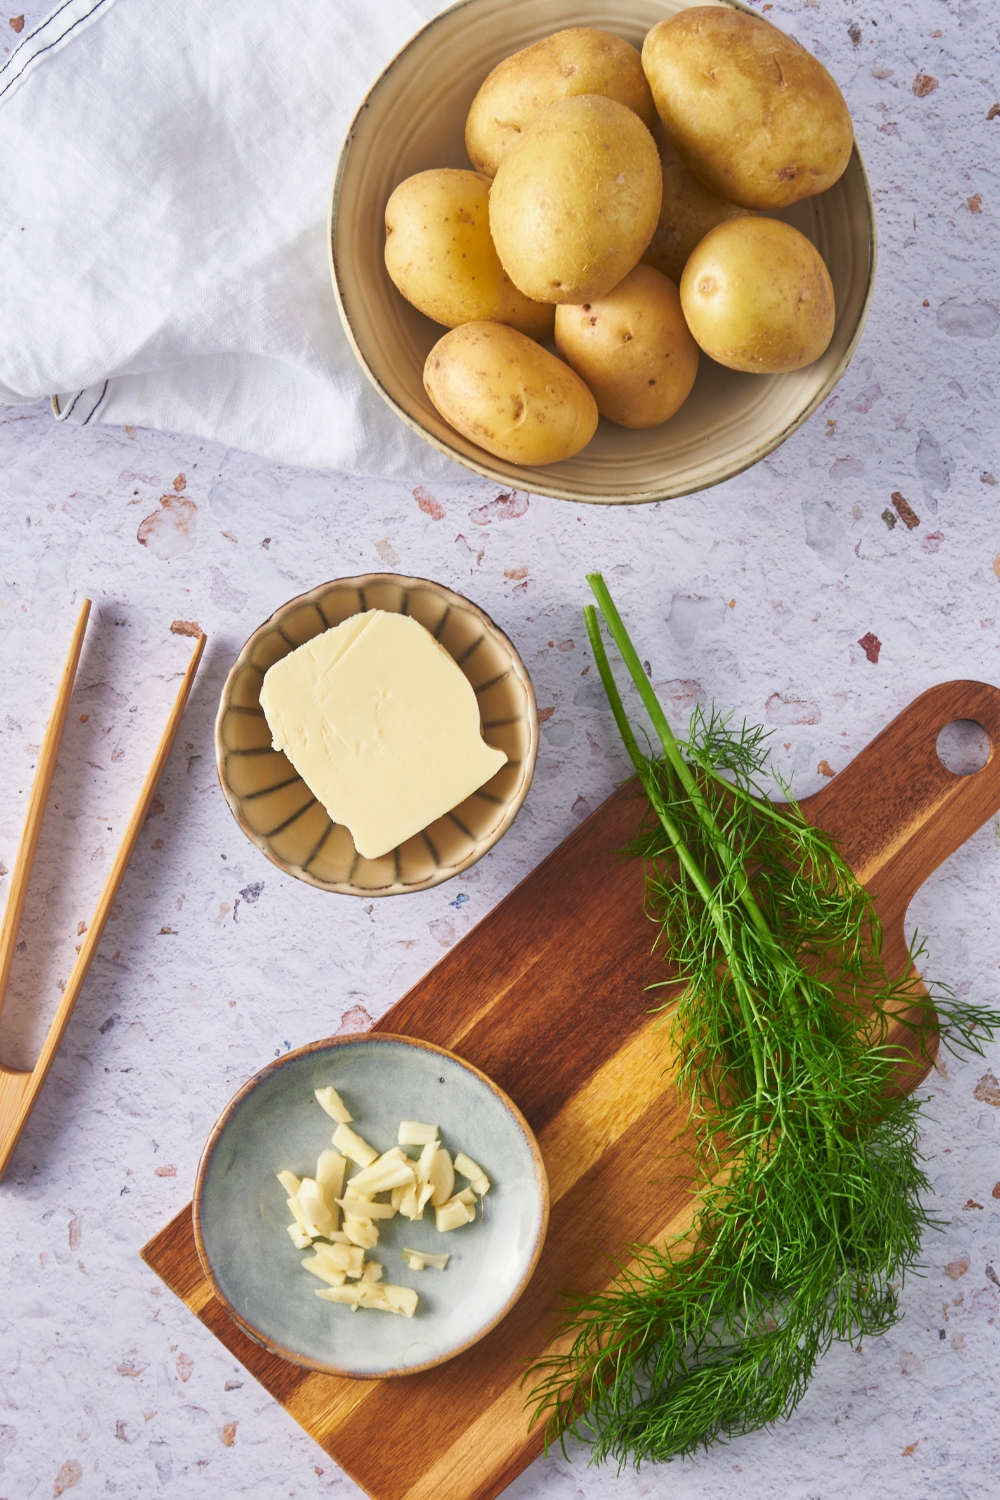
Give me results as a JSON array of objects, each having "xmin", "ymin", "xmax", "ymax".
[
  {"xmin": 641, "ymin": 123, "xmax": 752, "ymax": 285},
  {"xmin": 465, "ymin": 28, "xmax": 656, "ymax": 178},
  {"xmin": 423, "ymin": 321, "xmax": 598, "ymax": 465},
  {"xmin": 489, "ymin": 96, "xmax": 661, "ymax": 304},
  {"xmin": 554, "ymin": 265, "xmax": 699, "ymax": 429},
  {"xmin": 642, "ymin": 8, "xmax": 853, "ymax": 211},
  {"xmin": 384, "ymin": 169, "xmax": 554, "ymax": 340},
  {"xmin": 679, "ymin": 218, "xmax": 835, "ymax": 374}
]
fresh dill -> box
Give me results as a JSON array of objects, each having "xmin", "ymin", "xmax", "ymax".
[{"xmin": 526, "ymin": 573, "xmax": 999, "ymax": 1466}]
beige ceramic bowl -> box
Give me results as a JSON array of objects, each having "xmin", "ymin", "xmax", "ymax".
[
  {"xmin": 215, "ymin": 575, "xmax": 537, "ymax": 896},
  {"xmin": 330, "ymin": 0, "xmax": 876, "ymax": 505}
]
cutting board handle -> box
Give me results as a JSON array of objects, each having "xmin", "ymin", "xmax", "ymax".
[{"xmin": 800, "ymin": 679, "xmax": 1000, "ymax": 934}]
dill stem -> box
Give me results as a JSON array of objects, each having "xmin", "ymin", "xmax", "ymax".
[
  {"xmin": 584, "ymin": 603, "xmax": 769, "ymax": 1135},
  {"xmin": 586, "ymin": 576, "xmax": 689, "ymax": 783},
  {"xmin": 586, "ymin": 575, "xmax": 778, "ymax": 955},
  {"xmin": 585, "ymin": 581, "xmax": 838, "ymax": 1169}
]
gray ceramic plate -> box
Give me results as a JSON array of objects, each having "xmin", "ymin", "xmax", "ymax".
[{"xmin": 193, "ymin": 1034, "xmax": 549, "ymax": 1378}]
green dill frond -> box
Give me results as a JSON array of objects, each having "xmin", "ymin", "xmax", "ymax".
[{"xmin": 525, "ymin": 575, "xmax": 1000, "ymax": 1467}]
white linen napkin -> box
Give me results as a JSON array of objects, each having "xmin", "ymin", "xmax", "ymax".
[{"xmin": 0, "ymin": 0, "xmax": 463, "ymax": 479}]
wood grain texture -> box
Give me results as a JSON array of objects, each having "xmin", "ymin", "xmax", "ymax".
[{"xmin": 141, "ymin": 681, "xmax": 1000, "ymax": 1500}]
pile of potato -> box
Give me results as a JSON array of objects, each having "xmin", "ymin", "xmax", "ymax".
[{"xmin": 383, "ymin": 8, "xmax": 852, "ymax": 467}]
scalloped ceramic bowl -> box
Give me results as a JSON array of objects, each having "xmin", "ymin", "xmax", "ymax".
[
  {"xmin": 215, "ymin": 575, "xmax": 537, "ymax": 896},
  {"xmin": 192, "ymin": 1033, "xmax": 549, "ymax": 1378},
  {"xmin": 330, "ymin": 0, "xmax": 876, "ymax": 504}
]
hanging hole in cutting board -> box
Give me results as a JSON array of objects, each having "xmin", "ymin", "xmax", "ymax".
[{"xmin": 936, "ymin": 719, "xmax": 991, "ymax": 777}]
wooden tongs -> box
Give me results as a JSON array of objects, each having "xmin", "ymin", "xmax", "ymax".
[{"xmin": 0, "ymin": 600, "xmax": 206, "ymax": 1182}]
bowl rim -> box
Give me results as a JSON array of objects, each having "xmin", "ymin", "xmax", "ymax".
[
  {"xmin": 214, "ymin": 572, "xmax": 539, "ymax": 897},
  {"xmin": 328, "ymin": 0, "xmax": 878, "ymax": 506},
  {"xmin": 191, "ymin": 1031, "xmax": 551, "ymax": 1379}
]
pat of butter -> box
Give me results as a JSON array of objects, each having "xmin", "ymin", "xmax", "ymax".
[{"xmin": 260, "ymin": 610, "xmax": 507, "ymax": 859}]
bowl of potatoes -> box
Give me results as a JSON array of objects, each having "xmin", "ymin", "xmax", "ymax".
[{"xmin": 330, "ymin": 0, "xmax": 876, "ymax": 504}]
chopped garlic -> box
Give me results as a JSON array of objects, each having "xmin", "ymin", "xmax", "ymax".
[
  {"xmin": 348, "ymin": 1156, "xmax": 416, "ymax": 1196},
  {"xmin": 302, "ymin": 1255, "xmax": 348, "ymax": 1288},
  {"xmin": 316, "ymin": 1150, "xmax": 347, "ymax": 1202},
  {"xmin": 415, "ymin": 1181, "xmax": 435, "ymax": 1217},
  {"xmin": 398, "ymin": 1173, "xmax": 435, "ymax": 1220},
  {"xmin": 316, "ymin": 1155, "xmax": 345, "ymax": 1236},
  {"xmin": 342, "ymin": 1215, "xmax": 380, "ymax": 1250},
  {"xmin": 398, "ymin": 1181, "xmax": 420, "ymax": 1220},
  {"xmin": 315, "ymin": 1284, "xmax": 365, "ymax": 1309},
  {"xmin": 435, "ymin": 1195, "xmax": 477, "ymax": 1232},
  {"xmin": 281, "ymin": 1108, "xmax": 493, "ymax": 1327},
  {"xmin": 332, "ymin": 1123, "xmax": 378, "ymax": 1168},
  {"xmin": 315, "ymin": 1085, "xmax": 352, "ymax": 1123},
  {"xmin": 310, "ymin": 1241, "xmax": 365, "ymax": 1277},
  {"xmin": 454, "ymin": 1151, "xmax": 490, "ymax": 1196},
  {"xmin": 414, "ymin": 1139, "xmax": 438, "ymax": 1185},
  {"xmin": 380, "ymin": 1282, "xmax": 419, "ymax": 1317},
  {"xmin": 351, "ymin": 1147, "xmax": 407, "ymax": 1176},
  {"xmin": 335, "ymin": 1196, "xmax": 397, "ymax": 1220},
  {"xmin": 298, "ymin": 1177, "xmax": 336, "ymax": 1238},
  {"xmin": 316, "ymin": 1280, "xmax": 417, "ymax": 1317},
  {"xmin": 286, "ymin": 1194, "xmax": 311, "ymax": 1235},
  {"xmin": 402, "ymin": 1247, "xmax": 449, "ymax": 1271},
  {"xmin": 427, "ymin": 1146, "xmax": 454, "ymax": 1207}
]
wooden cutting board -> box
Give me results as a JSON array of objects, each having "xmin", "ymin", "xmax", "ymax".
[{"xmin": 141, "ymin": 680, "xmax": 1000, "ymax": 1500}]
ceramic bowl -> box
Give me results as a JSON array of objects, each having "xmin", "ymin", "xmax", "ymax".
[
  {"xmin": 330, "ymin": 0, "xmax": 876, "ymax": 505},
  {"xmin": 215, "ymin": 574, "xmax": 537, "ymax": 896},
  {"xmin": 192, "ymin": 1033, "xmax": 549, "ymax": 1378}
]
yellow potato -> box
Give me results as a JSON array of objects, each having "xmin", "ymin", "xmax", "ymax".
[
  {"xmin": 489, "ymin": 96, "xmax": 661, "ymax": 304},
  {"xmin": 423, "ymin": 321, "xmax": 598, "ymax": 465},
  {"xmin": 679, "ymin": 218, "xmax": 835, "ymax": 374},
  {"xmin": 642, "ymin": 8, "xmax": 853, "ymax": 210},
  {"xmin": 641, "ymin": 123, "xmax": 753, "ymax": 285},
  {"xmin": 384, "ymin": 169, "xmax": 554, "ymax": 340},
  {"xmin": 554, "ymin": 265, "xmax": 699, "ymax": 429},
  {"xmin": 465, "ymin": 28, "xmax": 656, "ymax": 177}
]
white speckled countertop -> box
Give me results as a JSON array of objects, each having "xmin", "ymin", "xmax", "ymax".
[{"xmin": 2, "ymin": 0, "xmax": 999, "ymax": 1496}]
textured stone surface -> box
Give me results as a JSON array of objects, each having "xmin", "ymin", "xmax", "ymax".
[{"xmin": 1, "ymin": 0, "xmax": 1000, "ymax": 1495}]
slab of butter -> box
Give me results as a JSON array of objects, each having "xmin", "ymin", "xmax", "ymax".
[{"xmin": 260, "ymin": 610, "xmax": 508, "ymax": 859}]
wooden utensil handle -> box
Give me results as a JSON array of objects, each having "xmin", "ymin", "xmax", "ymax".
[
  {"xmin": 0, "ymin": 629, "xmax": 206, "ymax": 1183},
  {"xmin": 801, "ymin": 680, "xmax": 1000, "ymax": 935},
  {"xmin": 29, "ymin": 632, "xmax": 207, "ymax": 1075},
  {"xmin": 0, "ymin": 600, "xmax": 91, "ymax": 1016}
]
